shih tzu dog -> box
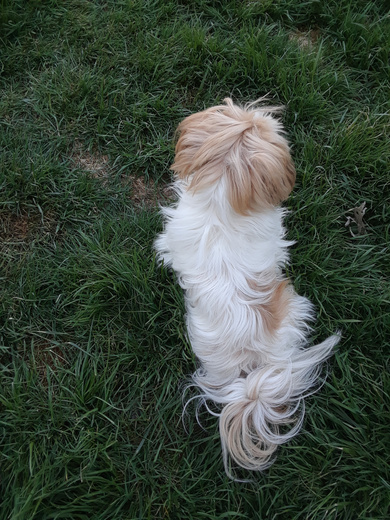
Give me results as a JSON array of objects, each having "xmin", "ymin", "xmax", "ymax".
[{"xmin": 155, "ymin": 98, "xmax": 339, "ymax": 475}]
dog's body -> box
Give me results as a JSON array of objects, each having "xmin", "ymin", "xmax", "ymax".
[{"xmin": 155, "ymin": 99, "xmax": 339, "ymax": 473}]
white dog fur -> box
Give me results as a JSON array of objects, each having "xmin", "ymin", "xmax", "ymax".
[{"xmin": 155, "ymin": 98, "xmax": 340, "ymax": 475}]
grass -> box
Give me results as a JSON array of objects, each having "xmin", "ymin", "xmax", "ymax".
[{"xmin": 0, "ymin": 0, "xmax": 389, "ymax": 518}]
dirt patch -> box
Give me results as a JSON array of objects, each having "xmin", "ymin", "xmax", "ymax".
[
  {"xmin": 71, "ymin": 141, "xmax": 175, "ymax": 208},
  {"xmin": 289, "ymin": 28, "xmax": 321, "ymax": 49},
  {"xmin": 0, "ymin": 212, "xmax": 37, "ymax": 241},
  {"xmin": 0, "ymin": 211, "xmax": 59, "ymax": 245},
  {"xmin": 125, "ymin": 174, "xmax": 175, "ymax": 208},
  {"xmin": 71, "ymin": 141, "xmax": 110, "ymax": 182}
]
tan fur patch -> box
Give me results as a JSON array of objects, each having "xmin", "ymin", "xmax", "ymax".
[{"xmin": 248, "ymin": 278, "xmax": 290, "ymax": 337}]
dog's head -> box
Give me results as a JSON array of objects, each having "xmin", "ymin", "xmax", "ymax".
[{"xmin": 171, "ymin": 98, "xmax": 296, "ymax": 214}]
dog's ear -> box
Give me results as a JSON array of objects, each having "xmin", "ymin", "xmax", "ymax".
[
  {"xmin": 225, "ymin": 129, "xmax": 296, "ymax": 215},
  {"xmin": 170, "ymin": 112, "xmax": 208, "ymax": 179},
  {"xmin": 170, "ymin": 108, "xmax": 253, "ymax": 191}
]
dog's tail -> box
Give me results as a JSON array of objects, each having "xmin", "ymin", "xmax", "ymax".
[{"xmin": 195, "ymin": 334, "xmax": 340, "ymax": 475}]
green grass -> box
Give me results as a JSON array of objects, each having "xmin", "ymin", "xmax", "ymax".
[{"xmin": 1, "ymin": 0, "xmax": 389, "ymax": 518}]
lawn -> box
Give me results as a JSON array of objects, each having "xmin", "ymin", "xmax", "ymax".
[{"xmin": 0, "ymin": 0, "xmax": 389, "ymax": 518}]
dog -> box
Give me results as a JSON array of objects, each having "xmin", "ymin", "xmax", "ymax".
[{"xmin": 154, "ymin": 98, "xmax": 340, "ymax": 475}]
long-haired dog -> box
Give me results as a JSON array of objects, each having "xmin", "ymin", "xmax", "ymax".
[{"xmin": 155, "ymin": 98, "xmax": 340, "ymax": 475}]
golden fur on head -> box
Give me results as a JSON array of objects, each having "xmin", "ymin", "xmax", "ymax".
[{"xmin": 171, "ymin": 98, "xmax": 296, "ymax": 215}]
